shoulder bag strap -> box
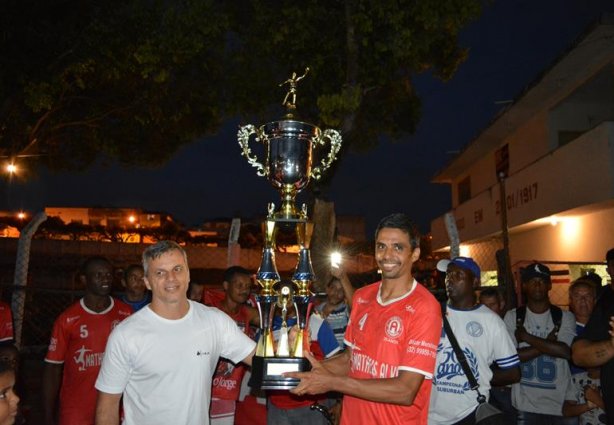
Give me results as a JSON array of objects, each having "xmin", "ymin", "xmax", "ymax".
[{"xmin": 442, "ymin": 308, "xmax": 486, "ymax": 402}]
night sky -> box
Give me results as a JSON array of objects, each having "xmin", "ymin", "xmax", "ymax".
[{"xmin": 3, "ymin": 0, "xmax": 614, "ymax": 236}]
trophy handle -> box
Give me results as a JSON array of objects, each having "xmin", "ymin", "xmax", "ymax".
[
  {"xmin": 237, "ymin": 124, "xmax": 267, "ymax": 177},
  {"xmin": 311, "ymin": 129, "xmax": 342, "ymax": 180}
]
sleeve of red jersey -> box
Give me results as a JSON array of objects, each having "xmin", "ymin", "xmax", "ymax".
[
  {"xmin": 398, "ymin": 298, "xmax": 442, "ymax": 379},
  {"xmin": 0, "ymin": 305, "xmax": 13, "ymax": 342},
  {"xmin": 44, "ymin": 313, "xmax": 69, "ymax": 364}
]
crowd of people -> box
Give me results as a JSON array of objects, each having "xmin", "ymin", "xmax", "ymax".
[{"xmin": 0, "ymin": 213, "xmax": 611, "ymax": 425}]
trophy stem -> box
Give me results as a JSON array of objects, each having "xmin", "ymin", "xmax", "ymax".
[
  {"xmin": 278, "ymin": 185, "xmax": 298, "ymax": 219},
  {"xmin": 292, "ymin": 295, "xmax": 311, "ymax": 358},
  {"xmin": 256, "ymin": 296, "xmax": 277, "ymax": 357}
]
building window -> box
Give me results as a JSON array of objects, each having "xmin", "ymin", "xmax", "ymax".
[{"xmin": 458, "ymin": 176, "xmax": 471, "ymax": 205}]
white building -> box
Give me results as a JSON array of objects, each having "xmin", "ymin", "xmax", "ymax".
[{"xmin": 430, "ymin": 16, "xmax": 614, "ymax": 302}]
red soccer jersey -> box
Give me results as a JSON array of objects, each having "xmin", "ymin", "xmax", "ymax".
[
  {"xmin": 208, "ymin": 296, "xmax": 252, "ymax": 401},
  {"xmin": 45, "ymin": 298, "xmax": 131, "ymax": 425},
  {"xmin": 341, "ymin": 280, "xmax": 442, "ymax": 425},
  {"xmin": 0, "ymin": 301, "xmax": 13, "ymax": 342}
]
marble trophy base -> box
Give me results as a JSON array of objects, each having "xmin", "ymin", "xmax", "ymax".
[{"xmin": 250, "ymin": 355, "xmax": 311, "ymax": 390}]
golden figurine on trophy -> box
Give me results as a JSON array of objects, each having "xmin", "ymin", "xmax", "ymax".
[{"xmin": 237, "ymin": 68, "xmax": 342, "ymax": 389}]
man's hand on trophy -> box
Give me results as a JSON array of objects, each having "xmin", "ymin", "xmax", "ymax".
[{"xmin": 286, "ymin": 352, "xmax": 334, "ymax": 396}]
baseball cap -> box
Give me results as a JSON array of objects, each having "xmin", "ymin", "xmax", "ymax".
[
  {"xmin": 520, "ymin": 262, "xmax": 551, "ymax": 283},
  {"xmin": 437, "ymin": 257, "xmax": 481, "ymax": 280}
]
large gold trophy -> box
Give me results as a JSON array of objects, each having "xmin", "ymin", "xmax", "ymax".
[{"xmin": 238, "ymin": 68, "xmax": 342, "ymax": 389}]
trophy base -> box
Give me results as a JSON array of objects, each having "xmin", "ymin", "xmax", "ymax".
[{"xmin": 249, "ymin": 355, "xmax": 311, "ymax": 390}]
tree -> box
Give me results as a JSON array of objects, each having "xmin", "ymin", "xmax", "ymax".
[
  {"xmin": 226, "ymin": 0, "xmax": 481, "ymax": 152},
  {"xmin": 1, "ymin": 0, "xmax": 229, "ymax": 169},
  {"xmin": 2, "ymin": 0, "xmax": 481, "ymax": 287},
  {"xmin": 2, "ymin": 0, "xmax": 480, "ymax": 169}
]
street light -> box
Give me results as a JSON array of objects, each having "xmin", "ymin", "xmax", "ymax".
[{"xmin": 5, "ymin": 163, "xmax": 17, "ymax": 175}]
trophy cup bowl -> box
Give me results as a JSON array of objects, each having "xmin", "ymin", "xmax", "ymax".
[
  {"xmin": 238, "ymin": 120, "xmax": 341, "ymax": 219},
  {"xmin": 265, "ymin": 120, "xmax": 318, "ymax": 192}
]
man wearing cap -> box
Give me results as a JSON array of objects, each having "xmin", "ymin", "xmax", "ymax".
[
  {"xmin": 429, "ymin": 257, "xmax": 520, "ymax": 424},
  {"xmin": 572, "ymin": 248, "xmax": 614, "ymax": 425},
  {"xmin": 503, "ymin": 263, "xmax": 576, "ymax": 425}
]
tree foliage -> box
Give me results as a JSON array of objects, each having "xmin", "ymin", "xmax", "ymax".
[{"xmin": 0, "ymin": 0, "xmax": 481, "ymax": 169}]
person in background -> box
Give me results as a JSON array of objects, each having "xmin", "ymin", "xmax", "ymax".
[
  {"xmin": 480, "ymin": 286, "xmax": 517, "ymax": 424},
  {"xmin": 479, "ymin": 287, "xmax": 506, "ymax": 317},
  {"xmin": 503, "ymin": 263, "xmax": 576, "ymax": 425},
  {"xmin": 0, "ymin": 359, "xmax": 20, "ymax": 425},
  {"xmin": 188, "ymin": 281, "xmax": 206, "ymax": 303},
  {"xmin": 564, "ymin": 279, "xmax": 604, "ymax": 424},
  {"xmin": 0, "ymin": 347, "xmax": 17, "ymax": 377},
  {"xmin": 315, "ymin": 264, "xmax": 353, "ymax": 348},
  {"xmin": 42, "ymin": 256, "xmax": 131, "ymax": 425},
  {"xmin": 0, "ymin": 300, "xmax": 13, "ymax": 345},
  {"xmin": 429, "ymin": 256, "xmax": 520, "ymax": 424},
  {"xmin": 207, "ymin": 266, "xmax": 259, "ymax": 425},
  {"xmin": 572, "ymin": 248, "xmax": 614, "ymax": 425},
  {"xmin": 119, "ymin": 265, "xmax": 150, "ymax": 312}
]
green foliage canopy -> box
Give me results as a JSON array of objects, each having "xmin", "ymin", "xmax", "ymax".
[{"xmin": 0, "ymin": 0, "xmax": 481, "ymax": 169}]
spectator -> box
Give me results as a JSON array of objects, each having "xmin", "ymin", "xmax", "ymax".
[
  {"xmin": 479, "ymin": 287, "xmax": 506, "ymax": 317},
  {"xmin": 268, "ymin": 280, "xmax": 341, "ymax": 425},
  {"xmin": 0, "ymin": 301, "xmax": 13, "ymax": 345},
  {"xmin": 560, "ymin": 279, "xmax": 599, "ymax": 425},
  {"xmin": 315, "ymin": 265, "xmax": 353, "ymax": 348},
  {"xmin": 207, "ymin": 266, "xmax": 259, "ymax": 425},
  {"xmin": 429, "ymin": 257, "xmax": 520, "ymax": 424},
  {"xmin": 480, "ymin": 287, "xmax": 514, "ymax": 424},
  {"xmin": 503, "ymin": 263, "xmax": 576, "ymax": 425},
  {"xmin": 563, "ymin": 365, "xmax": 606, "ymax": 424},
  {"xmin": 95, "ymin": 240, "xmax": 256, "ymax": 425},
  {"xmin": 0, "ymin": 347, "xmax": 18, "ymax": 376},
  {"xmin": 288, "ymin": 213, "xmax": 442, "ymax": 425},
  {"xmin": 119, "ymin": 264, "xmax": 150, "ymax": 312},
  {"xmin": 572, "ymin": 248, "xmax": 614, "ymax": 425},
  {"xmin": 0, "ymin": 359, "xmax": 19, "ymax": 425},
  {"xmin": 188, "ymin": 281, "xmax": 206, "ymax": 302},
  {"xmin": 42, "ymin": 256, "xmax": 131, "ymax": 425},
  {"xmin": 569, "ymin": 279, "xmax": 598, "ymax": 369}
]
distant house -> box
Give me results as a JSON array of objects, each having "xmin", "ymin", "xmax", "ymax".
[
  {"xmin": 44, "ymin": 207, "xmax": 174, "ymax": 243},
  {"xmin": 430, "ymin": 16, "xmax": 614, "ymax": 295}
]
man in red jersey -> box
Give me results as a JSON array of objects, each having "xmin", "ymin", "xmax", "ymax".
[
  {"xmin": 42, "ymin": 256, "xmax": 131, "ymax": 425},
  {"xmin": 288, "ymin": 213, "xmax": 442, "ymax": 425},
  {"xmin": 207, "ymin": 266, "xmax": 259, "ymax": 425},
  {"xmin": 0, "ymin": 301, "xmax": 13, "ymax": 344}
]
